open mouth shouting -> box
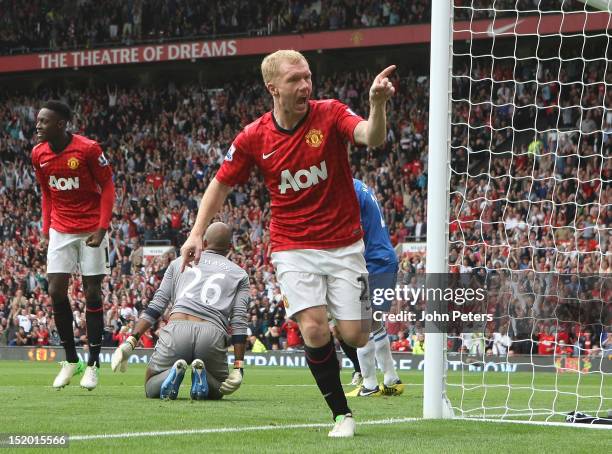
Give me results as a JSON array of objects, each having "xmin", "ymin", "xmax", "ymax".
[{"xmin": 296, "ymin": 95, "xmax": 309, "ymax": 110}]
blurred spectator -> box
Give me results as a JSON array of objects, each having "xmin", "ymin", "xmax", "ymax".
[
  {"xmin": 281, "ymin": 318, "xmax": 302, "ymax": 350},
  {"xmin": 537, "ymin": 327, "xmax": 555, "ymax": 355},
  {"xmin": 601, "ymin": 331, "xmax": 612, "ymax": 358},
  {"xmin": 248, "ymin": 331, "xmax": 268, "ymax": 353},
  {"xmin": 139, "ymin": 328, "xmax": 156, "ymax": 348},
  {"xmin": 411, "ymin": 333, "xmax": 425, "ymax": 354},
  {"xmin": 491, "ymin": 330, "xmax": 511, "ymax": 356},
  {"xmin": 390, "ymin": 330, "xmax": 411, "ymax": 352},
  {"xmin": 112, "ymin": 325, "xmax": 131, "ymax": 345},
  {"xmin": 14, "ymin": 326, "xmax": 29, "ymax": 346},
  {"xmin": 555, "ymin": 339, "xmax": 573, "ymax": 356}
]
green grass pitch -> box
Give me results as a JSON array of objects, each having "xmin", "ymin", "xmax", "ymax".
[{"xmin": 0, "ymin": 361, "xmax": 609, "ymax": 453}]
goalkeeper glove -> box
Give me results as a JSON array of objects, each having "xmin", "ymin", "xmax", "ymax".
[
  {"xmin": 111, "ymin": 336, "xmax": 137, "ymax": 372},
  {"xmin": 220, "ymin": 360, "xmax": 244, "ymax": 395}
]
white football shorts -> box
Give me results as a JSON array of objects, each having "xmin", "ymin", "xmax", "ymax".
[
  {"xmin": 271, "ymin": 240, "xmax": 370, "ymax": 321},
  {"xmin": 47, "ymin": 228, "xmax": 110, "ymax": 275}
]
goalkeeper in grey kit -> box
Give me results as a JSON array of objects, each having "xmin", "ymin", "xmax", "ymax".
[{"xmin": 111, "ymin": 222, "xmax": 249, "ymax": 400}]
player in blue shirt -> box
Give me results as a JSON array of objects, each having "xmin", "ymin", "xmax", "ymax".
[{"xmin": 341, "ymin": 179, "xmax": 404, "ymax": 397}]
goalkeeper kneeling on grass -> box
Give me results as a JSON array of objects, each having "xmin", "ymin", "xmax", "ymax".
[{"xmin": 111, "ymin": 222, "xmax": 249, "ymax": 400}]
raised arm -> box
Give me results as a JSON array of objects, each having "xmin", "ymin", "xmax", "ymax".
[{"xmin": 353, "ymin": 65, "xmax": 396, "ymax": 148}]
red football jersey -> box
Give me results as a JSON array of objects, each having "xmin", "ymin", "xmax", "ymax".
[
  {"xmin": 216, "ymin": 99, "xmax": 364, "ymax": 252},
  {"xmin": 32, "ymin": 134, "xmax": 114, "ymax": 234},
  {"xmin": 538, "ymin": 333, "xmax": 555, "ymax": 355}
]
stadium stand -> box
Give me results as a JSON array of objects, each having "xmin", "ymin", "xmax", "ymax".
[
  {"xmin": 0, "ymin": 0, "xmax": 427, "ymax": 56},
  {"xmin": 2, "ymin": 0, "xmax": 588, "ymax": 57},
  {"xmin": 0, "ymin": 0, "xmax": 609, "ymax": 359},
  {"xmin": 3, "ymin": 68, "xmax": 424, "ymax": 351}
]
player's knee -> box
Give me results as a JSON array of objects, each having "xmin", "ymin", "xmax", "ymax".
[
  {"xmin": 83, "ymin": 277, "xmax": 103, "ymax": 300},
  {"xmin": 144, "ymin": 378, "xmax": 159, "ymax": 398},
  {"xmin": 370, "ymin": 319, "xmax": 382, "ymax": 332},
  {"xmin": 49, "ymin": 292, "xmax": 66, "ymax": 306},
  {"xmin": 331, "ymin": 325, "xmax": 341, "ymax": 341},
  {"xmin": 144, "ymin": 386, "xmax": 158, "ymax": 399},
  {"xmin": 342, "ymin": 332, "xmax": 369, "ymax": 348},
  {"xmin": 299, "ymin": 320, "xmax": 330, "ymax": 347},
  {"xmin": 49, "ymin": 292, "xmax": 70, "ymax": 311},
  {"xmin": 48, "ymin": 283, "xmax": 68, "ymax": 305}
]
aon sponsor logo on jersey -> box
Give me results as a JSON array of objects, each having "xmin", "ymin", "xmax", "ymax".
[
  {"xmin": 278, "ymin": 161, "xmax": 328, "ymax": 194},
  {"xmin": 49, "ymin": 176, "xmax": 80, "ymax": 190}
]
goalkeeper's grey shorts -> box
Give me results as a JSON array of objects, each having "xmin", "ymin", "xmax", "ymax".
[{"xmin": 148, "ymin": 320, "xmax": 229, "ymax": 384}]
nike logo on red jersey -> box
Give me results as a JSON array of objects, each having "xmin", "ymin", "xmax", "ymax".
[
  {"xmin": 40, "ymin": 161, "xmax": 51, "ymax": 167},
  {"xmin": 262, "ymin": 149, "xmax": 279, "ymax": 159}
]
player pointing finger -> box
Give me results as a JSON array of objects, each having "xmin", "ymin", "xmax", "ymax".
[
  {"xmin": 369, "ymin": 65, "xmax": 396, "ymax": 104},
  {"xmin": 179, "ymin": 50, "xmax": 397, "ymax": 437}
]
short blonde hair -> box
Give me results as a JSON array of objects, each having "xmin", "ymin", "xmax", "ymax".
[{"xmin": 261, "ymin": 50, "xmax": 307, "ymax": 85}]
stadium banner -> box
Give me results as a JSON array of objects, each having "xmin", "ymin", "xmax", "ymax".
[
  {"xmin": 143, "ymin": 245, "xmax": 174, "ymax": 257},
  {"xmin": 1, "ymin": 347, "xmax": 610, "ymax": 374},
  {"xmin": 0, "ymin": 11, "xmax": 608, "ymax": 74},
  {"xmin": 399, "ymin": 242, "xmax": 426, "ymax": 255},
  {"xmin": 142, "ymin": 245, "xmax": 175, "ymax": 266}
]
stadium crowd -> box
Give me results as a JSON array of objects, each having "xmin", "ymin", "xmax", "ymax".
[
  {"xmin": 0, "ymin": 47, "xmax": 610, "ymax": 359},
  {"xmin": 443, "ymin": 54, "xmax": 611, "ymax": 356},
  {"xmin": 0, "ymin": 0, "xmax": 426, "ymax": 55},
  {"xmin": 0, "ymin": 0, "xmax": 596, "ymax": 56},
  {"xmin": 453, "ymin": 0, "xmax": 590, "ymax": 21},
  {"xmin": 0, "ymin": 66, "xmax": 424, "ymax": 352},
  {"xmin": 449, "ymin": 55, "xmax": 612, "ymax": 271}
]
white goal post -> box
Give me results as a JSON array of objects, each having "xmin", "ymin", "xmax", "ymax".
[
  {"xmin": 424, "ymin": 0, "xmax": 454, "ymax": 419},
  {"xmin": 424, "ymin": 0, "xmax": 611, "ymax": 424}
]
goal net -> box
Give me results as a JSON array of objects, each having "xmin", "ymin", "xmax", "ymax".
[{"xmin": 425, "ymin": 0, "xmax": 611, "ymax": 424}]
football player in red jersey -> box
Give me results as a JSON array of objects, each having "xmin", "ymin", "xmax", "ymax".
[
  {"xmin": 180, "ymin": 50, "xmax": 395, "ymax": 437},
  {"xmin": 32, "ymin": 100, "xmax": 115, "ymax": 391}
]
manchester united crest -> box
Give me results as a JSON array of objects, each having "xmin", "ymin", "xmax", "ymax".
[
  {"xmin": 28, "ymin": 348, "xmax": 57, "ymax": 361},
  {"xmin": 67, "ymin": 157, "xmax": 79, "ymax": 170},
  {"xmin": 305, "ymin": 129, "xmax": 324, "ymax": 148},
  {"xmin": 351, "ymin": 31, "xmax": 364, "ymax": 45}
]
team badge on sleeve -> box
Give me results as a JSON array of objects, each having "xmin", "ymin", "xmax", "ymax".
[
  {"xmin": 98, "ymin": 153, "xmax": 110, "ymax": 167},
  {"xmin": 225, "ymin": 144, "xmax": 236, "ymax": 162}
]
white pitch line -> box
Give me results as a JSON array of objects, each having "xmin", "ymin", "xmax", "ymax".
[
  {"xmin": 270, "ymin": 384, "xmax": 423, "ymax": 387},
  {"xmin": 70, "ymin": 413, "xmax": 611, "ymax": 441},
  {"xmin": 457, "ymin": 417, "xmax": 612, "ymax": 430},
  {"xmin": 70, "ymin": 417, "xmax": 420, "ymax": 441},
  {"xmin": 461, "ymin": 410, "xmax": 606, "ymax": 419}
]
